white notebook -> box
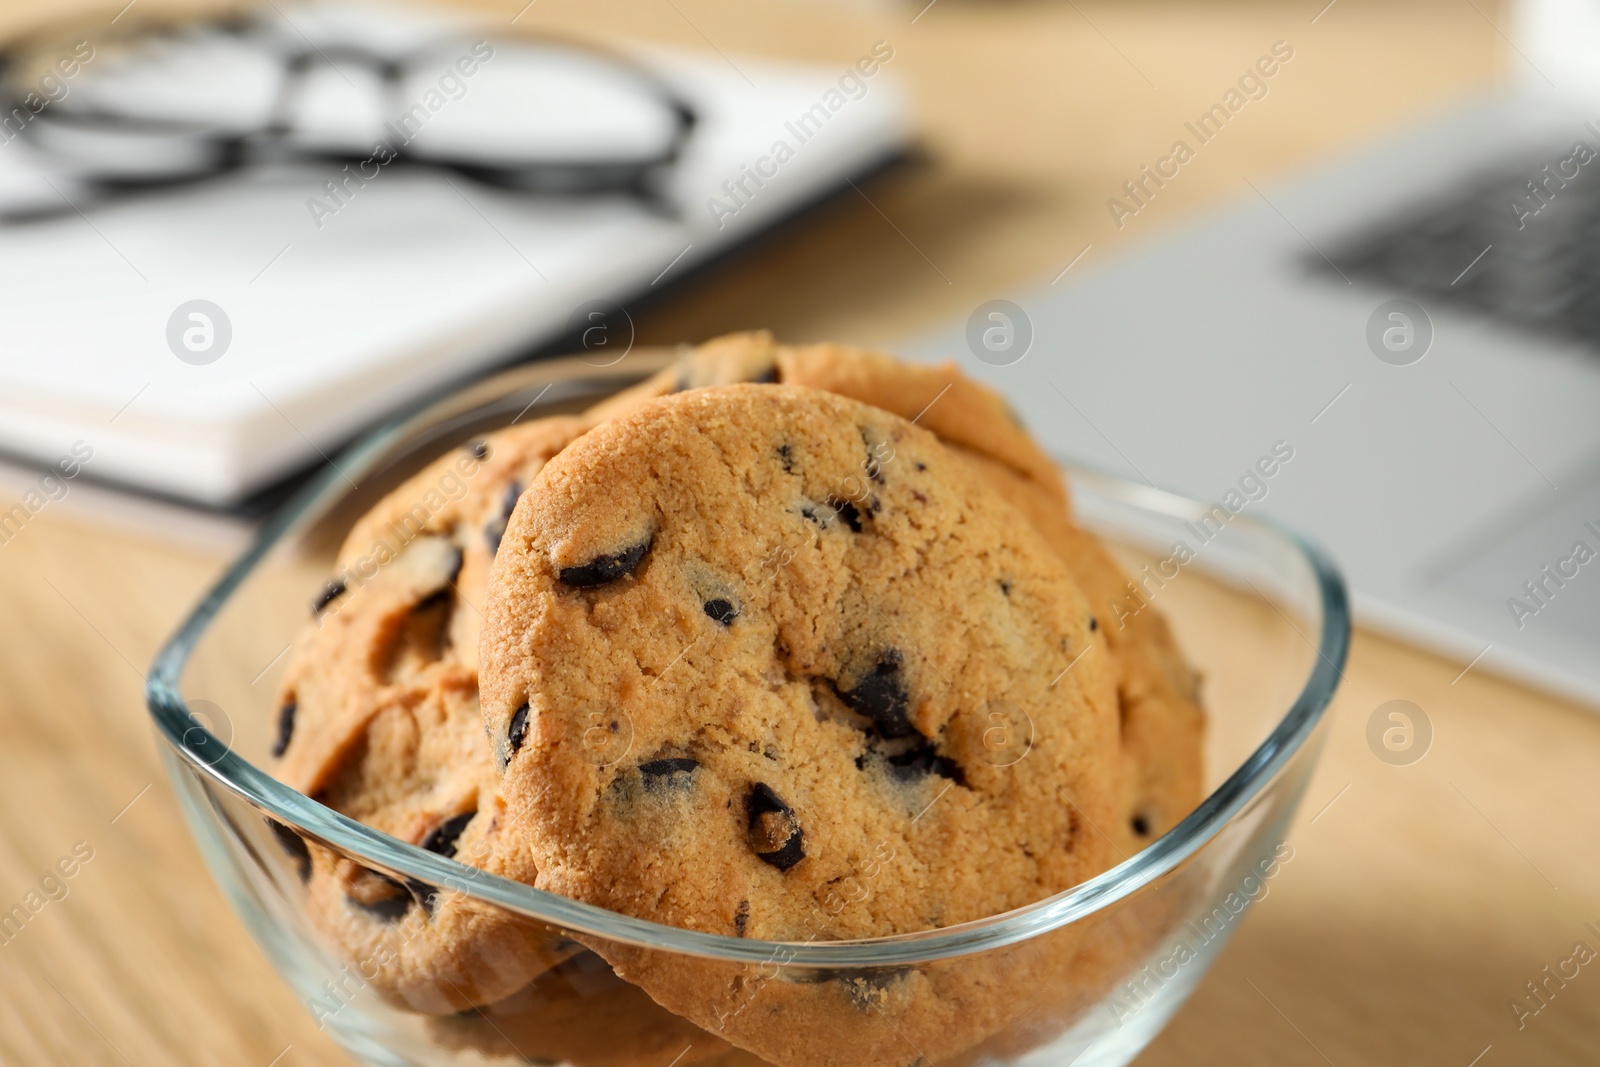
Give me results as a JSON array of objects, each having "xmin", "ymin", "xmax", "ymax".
[{"xmin": 0, "ymin": 3, "xmax": 909, "ymax": 506}]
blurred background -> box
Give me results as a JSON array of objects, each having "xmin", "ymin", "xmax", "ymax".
[{"xmin": 3, "ymin": 0, "xmax": 1599, "ymax": 1063}]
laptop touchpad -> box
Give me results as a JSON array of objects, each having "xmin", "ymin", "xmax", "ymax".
[{"xmin": 1437, "ymin": 473, "xmax": 1600, "ymax": 649}]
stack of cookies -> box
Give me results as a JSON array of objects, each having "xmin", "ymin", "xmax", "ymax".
[{"xmin": 269, "ymin": 334, "xmax": 1205, "ymax": 1067}]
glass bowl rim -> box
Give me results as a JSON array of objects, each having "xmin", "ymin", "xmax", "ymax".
[{"xmin": 146, "ymin": 353, "xmax": 1350, "ymax": 967}]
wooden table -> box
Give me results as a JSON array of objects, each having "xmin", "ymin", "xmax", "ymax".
[{"xmin": 4, "ymin": 1, "xmax": 1598, "ymax": 1064}]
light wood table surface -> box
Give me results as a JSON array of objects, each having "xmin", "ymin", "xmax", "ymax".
[{"xmin": 4, "ymin": 1, "xmax": 1599, "ymax": 1064}]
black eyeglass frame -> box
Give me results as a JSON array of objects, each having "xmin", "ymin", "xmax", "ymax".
[{"xmin": 0, "ymin": 6, "xmax": 700, "ymax": 219}]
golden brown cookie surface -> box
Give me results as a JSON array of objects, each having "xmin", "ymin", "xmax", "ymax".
[
  {"xmin": 942, "ymin": 446, "xmax": 1205, "ymax": 858},
  {"xmin": 480, "ymin": 385, "xmax": 1121, "ymax": 1066},
  {"xmin": 593, "ymin": 331, "xmax": 1064, "ymax": 504},
  {"xmin": 266, "ymin": 333, "xmax": 1206, "ymax": 1056},
  {"xmin": 270, "ymin": 417, "xmax": 587, "ymax": 1012},
  {"xmin": 605, "ymin": 334, "xmax": 1205, "ymax": 859},
  {"xmin": 426, "ymin": 951, "xmax": 755, "ymax": 1067},
  {"xmin": 483, "ymin": 386, "xmax": 1117, "ymax": 936}
]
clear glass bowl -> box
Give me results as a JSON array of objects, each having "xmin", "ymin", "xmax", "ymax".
[{"xmin": 146, "ymin": 352, "xmax": 1349, "ymax": 1067}]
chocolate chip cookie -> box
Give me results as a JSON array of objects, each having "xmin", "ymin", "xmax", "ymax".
[
  {"xmin": 271, "ymin": 416, "xmax": 587, "ymax": 1012},
  {"xmin": 590, "ymin": 331, "xmax": 1065, "ymax": 506},
  {"xmin": 427, "ymin": 950, "xmax": 764, "ymax": 1067},
  {"xmin": 946, "ymin": 449, "xmax": 1204, "ymax": 857},
  {"xmin": 602, "ymin": 333, "xmax": 1205, "ymax": 857},
  {"xmin": 480, "ymin": 385, "xmax": 1121, "ymax": 1065}
]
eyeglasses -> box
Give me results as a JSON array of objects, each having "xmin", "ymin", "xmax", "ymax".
[{"xmin": 0, "ymin": 3, "xmax": 699, "ymax": 222}]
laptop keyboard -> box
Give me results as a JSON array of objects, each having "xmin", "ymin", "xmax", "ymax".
[{"xmin": 1320, "ymin": 145, "xmax": 1600, "ymax": 346}]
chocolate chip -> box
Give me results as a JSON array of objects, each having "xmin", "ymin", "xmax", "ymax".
[
  {"xmin": 829, "ymin": 499, "xmax": 863, "ymax": 533},
  {"xmin": 271, "ymin": 700, "xmax": 296, "ymax": 758},
  {"xmin": 508, "ymin": 703, "xmax": 530, "ymax": 755},
  {"xmin": 267, "ymin": 819, "xmax": 311, "ymax": 883},
  {"xmin": 777, "ymin": 443, "xmax": 795, "ymax": 473},
  {"xmin": 791, "ymin": 967, "xmax": 910, "ymax": 1007},
  {"xmin": 746, "ymin": 783, "xmax": 804, "ymax": 871},
  {"xmin": 486, "ymin": 480, "xmax": 522, "ymax": 554},
  {"xmin": 641, "ymin": 756, "xmax": 698, "ymax": 775},
  {"xmin": 834, "ymin": 649, "xmax": 914, "ymax": 739},
  {"xmin": 381, "ymin": 557, "xmax": 457, "ymax": 680},
  {"xmin": 467, "ymin": 439, "xmax": 490, "ymax": 461},
  {"xmin": 639, "ymin": 757, "xmax": 699, "ymax": 793},
  {"xmin": 409, "ymin": 878, "xmax": 441, "ymax": 917},
  {"xmin": 704, "ymin": 598, "xmax": 737, "ymax": 626},
  {"xmin": 749, "ymin": 365, "xmax": 780, "ymax": 384},
  {"xmin": 1131, "ymin": 813, "xmax": 1152, "ymax": 838},
  {"xmin": 885, "ymin": 744, "xmax": 965, "ymax": 785},
  {"xmin": 1089, "ymin": 616, "xmax": 1099, "ymax": 632},
  {"xmin": 557, "ymin": 537, "xmax": 651, "ymax": 588},
  {"xmin": 348, "ymin": 871, "xmax": 411, "ymax": 922},
  {"xmin": 414, "ymin": 587, "xmax": 452, "ymax": 617},
  {"xmin": 734, "ymin": 899, "xmax": 750, "ymax": 937},
  {"xmin": 998, "ymin": 579, "xmax": 1013, "ymax": 597},
  {"xmin": 421, "ymin": 812, "xmax": 475, "ymax": 860},
  {"xmin": 914, "ymin": 461, "xmax": 927, "ymax": 472},
  {"xmin": 311, "ymin": 578, "xmax": 346, "ymax": 616}
]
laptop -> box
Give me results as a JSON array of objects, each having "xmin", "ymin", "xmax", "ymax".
[{"xmin": 909, "ymin": 0, "xmax": 1600, "ymax": 707}]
